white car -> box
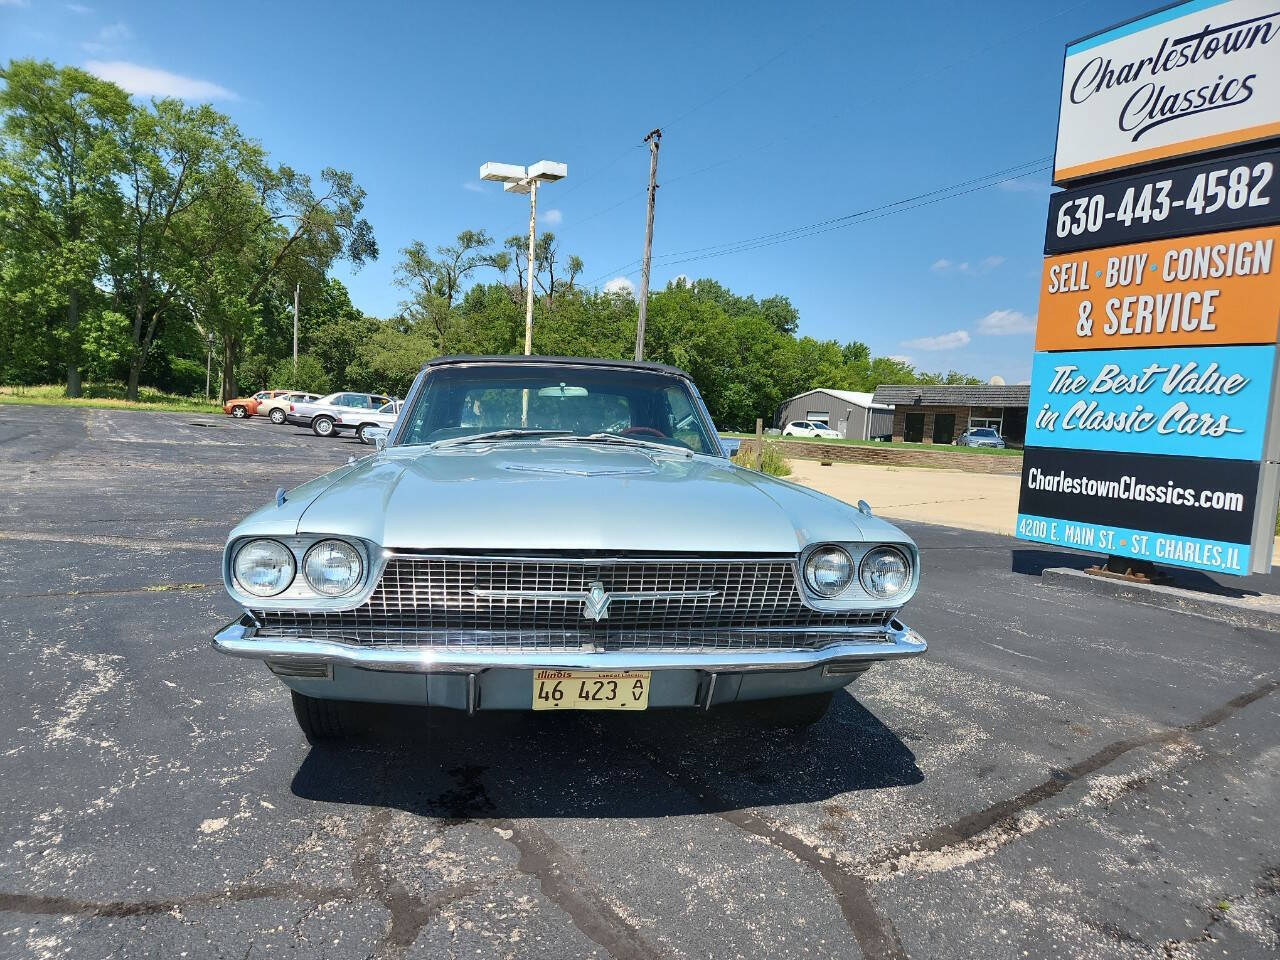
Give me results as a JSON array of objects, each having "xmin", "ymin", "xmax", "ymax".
[
  {"xmin": 782, "ymin": 420, "xmax": 841, "ymax": 439},
  {"xmin": 334, "ymin": 401, "xmax": 403, "ymax": 444},
  {"xmin": 287, "ymin": 392, "xmax": 391, "ymax": 436}
]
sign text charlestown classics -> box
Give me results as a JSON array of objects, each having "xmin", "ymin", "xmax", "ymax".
[
  {"xmin": 1018, "ymin": 0, "xmax": 1280, "ymax": 576},
  {"xmin": 1054, "ymin": 0, "xmax": 1280, "ymax": 183}
]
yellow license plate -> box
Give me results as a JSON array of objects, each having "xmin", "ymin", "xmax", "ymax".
[{"xmin": 532, "ymin": 670, "xmax": 650, "ymax": 711}]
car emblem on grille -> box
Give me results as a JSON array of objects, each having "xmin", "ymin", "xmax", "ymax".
[
  {"xmin": 582, "ymin": 581, "xmax": 610, "ymax": 621},
  {"xmin": 470, "ymin": 580, "xmax": 719, "ymax": 620}
]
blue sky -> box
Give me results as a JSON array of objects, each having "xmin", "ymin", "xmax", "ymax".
[{"xmin": 1, "ymin": 0, "xmax": 1161, "ymax": 382}]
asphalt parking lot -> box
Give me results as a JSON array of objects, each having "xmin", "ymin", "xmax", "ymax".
[{"xmin": 1, "ymin": 405, "xmax": 1277, "ymax": 960}]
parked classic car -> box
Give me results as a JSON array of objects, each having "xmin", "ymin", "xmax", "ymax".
[
  {"xmin": 956, "ymin": 427, "xmax": 1006, "ymax": 448},
  {"xmin": 333, "ymin": 400, "xmax": 403, "ymax": 444},
  {"xmin": 781, "ymin": 420, "xmax": 841, "ymax": 439},
  {"xmin": 214, "ymin": 356, "xmax": 925, "ymax": 741},
  {"xmin": 259, "ymin": 391, "xmax": 322, "ymax": 425},
  {"xmin": 223, "ymin": 389, "xmax": 292, "ymax": 419},
  {"xmin": 285, "ymin": 391, "xmax": 389, "ymax": 435},
  {"xmin": 286, "ymin": 391, "xmax": 392, "ymax": 435}
]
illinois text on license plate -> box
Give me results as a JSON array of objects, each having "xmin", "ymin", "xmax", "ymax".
[{"xmin": 532, "ymin": 670, "xmax": 651, "ymax": 711}]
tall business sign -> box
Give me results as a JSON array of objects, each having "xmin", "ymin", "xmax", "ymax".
[{"xmin": 1016, "ymin": 0, "xmax": 1280, "ymax": 575}]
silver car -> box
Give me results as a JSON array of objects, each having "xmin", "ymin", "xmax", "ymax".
[
  {"xmin": 286, "ymin": 391, "xmax": 391, "ymax": 436},
  {"xmin": 956, "ymin": 427, "xmax": 1006, "ymax": 448},
  {"xmin": 333, "ymin": 400, "xmax": 403, "ymax": 444},
  {"xmin": 213, "ymin": 356, "xmax": 925, "ymax": 741}
]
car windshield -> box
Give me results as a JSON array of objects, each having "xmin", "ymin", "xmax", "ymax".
[
  {"xmin": 971, "ymin": 428, "xmax": 998, "ymax": 437},
  {"xmin": 398, "ymin": 363, "xmax": 717, "ymax": 454}
]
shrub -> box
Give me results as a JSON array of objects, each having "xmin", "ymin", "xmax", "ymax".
[{"xmin": 732, "ymin": 440, "xmax": 791, "ymax": 477}]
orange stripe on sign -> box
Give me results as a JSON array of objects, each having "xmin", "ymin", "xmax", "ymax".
[
  {"xmin": 1035, "ymin": 226, "xmax": 1280, "ymax": 352},
  {"xmin": 1054, "ymin": 120, "xmax": 1280, "ymax": 183}
]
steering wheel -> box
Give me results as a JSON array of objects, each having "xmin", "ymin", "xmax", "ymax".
[{"xmin": 620, "ymin": 426, "xmax": 665, "ymax": 438}]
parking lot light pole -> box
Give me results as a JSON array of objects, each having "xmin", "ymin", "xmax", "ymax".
[{"xmin": 478, "ymin": 160, "xmax": 568, "ymax": 355}]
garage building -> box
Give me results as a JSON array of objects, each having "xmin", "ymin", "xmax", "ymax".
[
  {"xmin": 774, "ymin": 389, "xmax": 895, "ymax": 441},
  {"xmin": 871, "ymin": 383, "xmax": 1029, "ymax": 446}
]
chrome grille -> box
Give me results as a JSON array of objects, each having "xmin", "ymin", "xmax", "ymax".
[{"xmin": 253, "ymin": 555, "xmax": 895, "ymax": 652}]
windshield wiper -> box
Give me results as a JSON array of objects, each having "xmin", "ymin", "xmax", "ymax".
[{"xmin": 431, "ymin": 429, "xmax": 573, "ymax": 449}]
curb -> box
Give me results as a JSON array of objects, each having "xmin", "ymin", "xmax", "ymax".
[{"xmin": 1040, "ymin": 567, "xmax": 1280, "ymax": 633}]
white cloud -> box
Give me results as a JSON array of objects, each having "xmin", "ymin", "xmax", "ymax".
[
  {"xmin": 84, "ymin": 60, "xmax": 237, "ymax": 101},
  {"xmin": 67, "ymin": 3, "xmax": 94, "ymax": 12},
  {"xmin": 999, "ymin": 176, "xmax": 1053, "ymax": 196},
  {"xmin": 885, "ymin": 354, "xmax": 912, "ymax": 365},
  {"xmin": 977, "ymin": 309, "xmax": 1036, "ymax": 336},
  {"xmin": 901, "ymin": 330, "xmax": 971, "ymax": 351},
  {"xmin": 0, "ymin": 0, "xmax": 31, "ymax": 7},
  {"xmin": 81, "ymin": 21, "xmax": 131, "ymax": 52},
  {"xmin": 603, "ymin": 276, "xmax": 635, "ymax": 296},
  {"xmin": 541, "ymin": 208, "xmax": 562, "ymax": 226},
  {"xmin": 931, "ymin": 255, "xmax": 1003, "ymax": 276},
  {"xmin": 462, "ymin": 181, "xmax": 484, "ymax": 193}
]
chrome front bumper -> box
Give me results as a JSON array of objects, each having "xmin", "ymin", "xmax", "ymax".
[{"xmin": 212, "ymin": 615, "xmax": 927, "ymax": 674}]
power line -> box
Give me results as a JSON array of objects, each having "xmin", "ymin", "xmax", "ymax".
[
  {"xmin": 583, "ymin": 157, "xmax": 1051, "ymax": 288},
  {"xmin": 561, "ymin": 22, "xmax": 821, "ymax": 203},
  {"xmin": 652, "ymin": 23, "xmax": 826, "ymax": 134},
  {"xmin": 569, "ymin": 0, "xmax": 1101, "ymax": 240},
  {"xmin": 642, "ymin": 163, "xmax": 1052, "ymax": 273}
]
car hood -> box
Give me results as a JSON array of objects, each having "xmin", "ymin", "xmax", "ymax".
[{"xmin": 275, "ymin": 442, "xmax": 909, "ymax": 553}]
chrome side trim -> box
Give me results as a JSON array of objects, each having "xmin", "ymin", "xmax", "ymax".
[{"xmin": 213, "ymin": 616, "xmax": 927, "ymax": 673}]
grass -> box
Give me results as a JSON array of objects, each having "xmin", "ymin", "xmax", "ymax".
[
  {"xmin": 0, "ymin": 383, "xmax": 223, "ymax": 415},
  {"xmin": 723, "ymin": 432, "xmax": 1022, "ymax": 457}
]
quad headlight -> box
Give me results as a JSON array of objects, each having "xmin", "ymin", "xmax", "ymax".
[
  {"xmin": 859, "ymin": 546, "xmax": 912, "ymax": 599},
  {"xmin": 303, "ymin": 539, "xmax": 364, "ymax": 597},
  {"xmin": 803, "ymin": 545, "xmax": 854, "ymax": 598},
  {"xmin": 232, "ymin": 539, "xmax": 296, "ymax": 597}
]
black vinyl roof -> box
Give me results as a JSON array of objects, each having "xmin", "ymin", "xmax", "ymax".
[{"xmin": 422, "ymin": 355, "xmax": 693, "ymax": 378}]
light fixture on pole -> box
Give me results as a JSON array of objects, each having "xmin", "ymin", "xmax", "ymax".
[{"xmin": 478, "ymin": 160, "xmax": 567, "ymax": 356}]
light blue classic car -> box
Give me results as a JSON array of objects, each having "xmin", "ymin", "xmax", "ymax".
[{"xmin": 213, "ymin": 356, "xmax": 925, "ymax": 741}]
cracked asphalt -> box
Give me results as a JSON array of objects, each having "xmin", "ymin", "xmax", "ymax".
[{"xmin": 1, "ymin": 404, "xmax": 1278, "ymax": 960}]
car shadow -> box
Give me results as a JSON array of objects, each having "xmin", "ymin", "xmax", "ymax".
[
  {"xmin": 290, "ymin": 690, "xmax": 921, "ymax": 819},
  {"xmin": 1011, "ymin": 547, "xmax": 1270, "ymax": 599}
]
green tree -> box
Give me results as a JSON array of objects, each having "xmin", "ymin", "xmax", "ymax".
[
  {"xmin": 0, "ymin": 59, "xmax": 130, "ymax": 395},
  {"xmin": 103, "ymin": 97, "xmax": 249, "ymax": 399}
]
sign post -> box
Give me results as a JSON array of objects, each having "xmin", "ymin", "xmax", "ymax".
[{"xmin": 1017, "ymin": 0, "xmax": 1280, "ymax": 577}]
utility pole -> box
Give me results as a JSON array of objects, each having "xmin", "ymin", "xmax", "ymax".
[
  {"xmin": 292, "ymin": 282, "xmax": 300, "ymax": 377},
  {"xmin": 524, "ymin": 180, "xmax": 538, "ymax": 356},
  {"xmin": 634, "ymin": 128, "xmax": 661, "ymax": 362}
]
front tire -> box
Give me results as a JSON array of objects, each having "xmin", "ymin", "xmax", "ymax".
[
  {"xmin": 269, "ymin": 408, "xmax": 286, "ymax": 424},
  {"xmin": 231, "ymin": 405, "xmax": 247, "ymax": 419},
  {"xmin": 311, "ymin": 416, "xmax": 335, "ymax": 437},
  {"xmin": 291, "ymin": 691, "xmax": 355, "ymax": 743},
  {"xmin": 357, "ymin": 423, "xmax": 376, "ymax": 444}
]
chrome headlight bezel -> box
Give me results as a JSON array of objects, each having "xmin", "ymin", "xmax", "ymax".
[
  {"xmin": 796, "ymin": 541, "xmax": 918, "ymax": 609},
  {"xmin": 802, "ymin": 545, "xmax": 855, "ymax": 598},
  {"xmin": 858, "ymin": 545, "xmax": 912, "ymax": 600},
  {"xmin": 231, "ymin": 538, "xmax": 297, "ymax": 598},
  {"xmin": 224, "ymin": 535, "xmax": 377, "ymax": 609},
  {"xmin": 302, "ymin": 538, "xmax": 365, "ymax": 597}
]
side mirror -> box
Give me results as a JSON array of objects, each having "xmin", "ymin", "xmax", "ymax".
[{"xmin": 366, "ymin": 427, "xmax": 389, "ymax": 452}]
